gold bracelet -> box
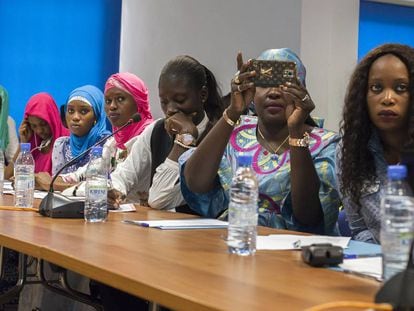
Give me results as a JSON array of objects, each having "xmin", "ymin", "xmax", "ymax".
[
  {"xmin": 174, "ymin": 139, "xmax": 194, "ymax": 149},
  {"xmin": 289, "ymin": 132, "xmax": 310, "ymax": 147},
  {"xmin": 222, "ymin": 109, "xmax": 240, "ymax": 127}
]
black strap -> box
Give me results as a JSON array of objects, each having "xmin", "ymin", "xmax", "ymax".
[{"xmin": 150, "ymin": 119, "xmax": 173, "ymax": 186}]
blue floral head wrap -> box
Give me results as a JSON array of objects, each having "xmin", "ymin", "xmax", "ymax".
[
  {"xmin": 257, "ymin": 48, "xmax": 306, "ymax": 87},
  {"xmin": 67, "ymin": 85, "xmax": 110, "ymax": 157},
  {"xmin": 0, "ymin": 85, "xmax": 9, "ymax": 151}
]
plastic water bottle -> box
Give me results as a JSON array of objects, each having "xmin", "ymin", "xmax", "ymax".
[
  {"xmin": 84, "ymin": 146, "xmax": 108, "ymax": 222},
  {"xmin": 0, "ymin": 144, "xmax": 4, "ymax": 196},
  {"xmin": 227, "ymin": 154, "xmax": 259, "ymax": 256},
  {"xmin": 381, "ymin": 165, "xmax": 414, "ymax": 281},
  {"xmin": 14, "ymin": 143, "xmax": 35, "ymax": 207}
]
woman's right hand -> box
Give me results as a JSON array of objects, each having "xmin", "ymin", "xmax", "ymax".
[
  {"xmin": 165, "ymin": 111, "xmax": 198, "ymax": 138},
  {"xmin": 19, "ymin": 119, "xmax": 33, "ymax": 143},
  {"xmin": 108, "ymin": 188, "xmax": 126, "ymax": 209},
  {"xmin": 227, "ymin": 52, "xmax": 256, "ymax": 121}
]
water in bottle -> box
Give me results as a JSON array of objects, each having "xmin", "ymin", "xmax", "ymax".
[
  {"xmin": 14, "ymin": 143, "xmax": 35, "ymax": 207},
  {"xmin": 381, "ymin": 165, "xmax": 414, "ymax": 281},
  {"xmin": 0, "ymin": 143, "xmax": 4, "ymax": 196},
  {"xmin": 84, "ymin": 146, "xmax": 108, "ymax": 222},
  {"xmin": 227, "ymin": 154, "xmax": 259, "ymax": 256}
]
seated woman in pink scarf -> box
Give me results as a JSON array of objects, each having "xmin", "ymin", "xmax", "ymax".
[
  {"xmin": 103, "ymin": 72, "xmax": 154, "ymax": 166},
  {"xmin": 18, "ymin": 92, "xmax": 69, "ymax": 175}
]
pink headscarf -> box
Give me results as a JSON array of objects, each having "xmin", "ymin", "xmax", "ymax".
[
  {"xmin": 24, "ymin": 93, "xmax": 70, "ymax": 174},
  {"xmin": 104, "ymin": 72, "xmax": 153, "ymax": 149}
]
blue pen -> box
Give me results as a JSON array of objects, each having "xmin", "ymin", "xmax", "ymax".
[{"xmin": 343, "ymin": 253, "xmax": 382, "ymax": 259}]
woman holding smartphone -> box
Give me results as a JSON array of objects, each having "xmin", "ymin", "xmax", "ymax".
[{"xmin": 181, "ymin": 48, "xmax": 340, "ymax": 234}]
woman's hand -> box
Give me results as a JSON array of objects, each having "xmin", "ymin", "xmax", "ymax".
[
  {"xmin": 165, "ymin": 111, "xmax": 198, "ymax": 138},
  {"xmin": 108, "ymin": 188, "xmax": 126, "ymax": 209},
  {"xmin": 35, "ymin": 172, "xmax": 52, "ymax": 191},
  {"xmin": 227, "ymin": 52, "xmax": 256, "ymax": 121},
  {"xmin": 19, "ymin": 119, "xmax": 33, "ymax": 143},
  {"xmin": 280, "ymin": 81, "xmax": 315, "ymax": 136}
]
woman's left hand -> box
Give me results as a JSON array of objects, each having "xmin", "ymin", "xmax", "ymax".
[{"xmin": 280, "ymin": 81, "xmax": 315, "ymax": 135}]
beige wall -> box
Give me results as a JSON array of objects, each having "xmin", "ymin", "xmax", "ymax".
[{"xmin": 300, "ymin": 0, "xmax": 359, "ymax": 131}]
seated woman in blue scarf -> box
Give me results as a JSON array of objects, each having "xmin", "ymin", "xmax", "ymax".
[
  {"xmin": 180, "ymin": 49, "xmax": 341, "ymax": 235},
  {"xmin": 35, "ymin": 84, "xmax": 110, "ymax": 191}
]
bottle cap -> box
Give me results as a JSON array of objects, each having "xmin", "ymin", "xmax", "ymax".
[
  {"xmin": 387, "ymin": 165, "xmax": 407, "ymax": 180},
  {"xmin": 237, "ymin": 154, "xmax": 253, "ymax": 167},
  {"xmin": 91, "ymin": 146, "xmax": 103, "ymax": 156},
  {"xmin": 20, "ymin": 143, "xmax": 31, "ymax": 152}
]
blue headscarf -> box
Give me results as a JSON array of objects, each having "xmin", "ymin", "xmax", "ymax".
[
  {"xmin": 257, "ymin": 48, "xmax": 306, "ymax": 87},
  {"xmin": 67, "ymin": 85, "xmax": 110, "ymax": 157}
]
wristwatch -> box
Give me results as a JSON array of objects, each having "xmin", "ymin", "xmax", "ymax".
[
  {"xmin": 289, "ymin": 132, "xmax": 310, "ymax": 147},
  {"xmin": 175, "ymin": 133, "xmax": 196, "ymax": 147}
]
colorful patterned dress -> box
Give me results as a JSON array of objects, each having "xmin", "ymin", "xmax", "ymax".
[{"xmin": 180, "ymin": 115, "xmax": 341, "ymax": 235}]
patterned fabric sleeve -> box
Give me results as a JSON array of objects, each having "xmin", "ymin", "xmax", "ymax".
[
  {"xmin": 52, "ymin": 137, "xmax": 69, "ymax": 176},
  {"xmin": 335, "ymin": 143, "xmax": 379, "ymax": 243},
  {"xmin": 341, "ymin": 196, "xmax": 378, "ymax": 243},
  {"xmin": 179, "ymin": 148, "xmax": 230, "ymax": 218},
  {"xmin": 282, "ymin": 138, "xmax": 341, "ymax": 235}
]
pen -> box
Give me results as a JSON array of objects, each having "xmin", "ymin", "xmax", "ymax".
[
  {"xmin": 343, "ymin": 253, "xmax": 382, "ymax": 259},
  {"xmin": 122, "ymin": 220, "xmax": 149, "ymax": 227}
]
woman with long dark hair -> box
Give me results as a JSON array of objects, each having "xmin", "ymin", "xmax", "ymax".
[{"xmin": 337, "ymin": 43, "xmax": 414, "ymax": 243}]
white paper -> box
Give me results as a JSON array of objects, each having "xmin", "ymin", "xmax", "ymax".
[
  {"xmin": 109, "ymin": 203, "xmax": 136, "ymax": 213},
  {"xmin": 34, "ymin": 191, "xmax": 48, "ymax": 199},
  {"xmin": 257, "ymin": 234, "xmax": 351, "ymax": 250},
  {"xmin": 3, "ymin": 181, "xmax": 13, "ymax": 191},
  {"xmin": 123, "ymin": 218, "xmax": 228, "ymax": 230},
  {"xmin": 339, "ymin": 257, "xmax": 382, "ymax": 281}
]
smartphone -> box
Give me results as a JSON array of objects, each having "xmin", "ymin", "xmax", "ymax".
[{"xmin": 248, "ymin": 59, "xmax": 297, "ymax": 87}]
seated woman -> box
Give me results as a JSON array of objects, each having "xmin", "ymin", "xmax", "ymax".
[
  {"xmin": 35, "ymin": 85, "xmax": 111, "ymax": 191},
  {"xmin": 336, "ymin": 43, "xmax": 414, "ymax": 243},
  {"xmin": 0, "ymin": 85, "xmax": 19, "ymax": 179},
  {"xmin": 97, "ymin": 55, "xmax": 225, "ymax": 311},
  {"xmin": 181, "ymin": 49, "xmax": 340, "ymax": 235},
  {"xmin": 109, "ymin": 55, "xmax": 225, "ymax": 210},
  {"xmin": 104, "ymin": 72, "xmax": 154, "ymax": 167},
  {"xmin": 17, "ymin": 92, "xmax": 69, "ymax": 175}
]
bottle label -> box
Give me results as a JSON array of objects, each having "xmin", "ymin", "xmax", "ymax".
[
  {"xmin": 15, "ymin": 174, "xmax": 34, "ymax": 189},
  {"xmin": 86, "ymin": 180, "xmax": 107, "ymax": 201}
]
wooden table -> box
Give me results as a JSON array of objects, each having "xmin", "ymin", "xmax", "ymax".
[{"xmin": 0, "ymin": 194, "xmax": 380, "ymax": 311}]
